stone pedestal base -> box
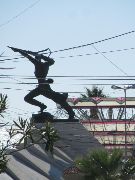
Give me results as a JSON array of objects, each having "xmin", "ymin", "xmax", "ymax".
[{"xmin": 32, "ymin": 112, "xmax": 54, "ymax": 123}]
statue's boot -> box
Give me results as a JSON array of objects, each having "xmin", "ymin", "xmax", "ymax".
[
  {"xmin": 40, "ymin": 104, "xmax": 47, "ymax": 113},
  {"xmin": 62, "ymin": 93, "xmax": 68, "ymax": 101},
  {"xmin": 68, "ymin": 111, "xmax": 75, "ymax": 119}
]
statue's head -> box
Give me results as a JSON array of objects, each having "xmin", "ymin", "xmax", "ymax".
[
  {"xmin": 35, "ymin": 54, "xmax": 42, "ymax": 62},
  {"xmin": 35, "ymin": 54, "xmax": 54, "ymax": 65}
]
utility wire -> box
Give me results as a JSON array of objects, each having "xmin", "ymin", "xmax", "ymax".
[
  {"xmin": 1, "ymin": 30, "xmax": 134, "ymax": 59},
  {"xmin": 1, "ymin": 30, "xmax": 135, "ymax": 88},
  {"xmin": 1, "ymin": 79, "xmax": 135, "ymax": 85},
  {"xmin": 2, "ymin": 46, "xmax": 135, "ymax": 62},
  {"xmin": 57, "ymin": 47, "xmax": 135, "ymax": 59},
  {"xmin": 2, "ymin": 75, "xmax": 135, "ymax": 78},
  {"xmin": 45, "ymin": 30, "xmax": 135, "ymax": 54},
  {"xmin": 77, "ymin": 78, "xmax": 135, "ymax": 81},
  {"xmin": 0, "ymin": 67, "xmax": 15, "ymax": 70},
  {"xmin": 0, "ymin": 0, "xmax": 41, "ymax": 29},
  {"xmin": 0, "ymin": 2, "xmax": 41, "ymax": 87},
  {"xmin": 0, "ymin": 87, "xmax": 84, "ymax": 93},
  {"xmin": 0, "ymin": 56, "xmax": 24, "ymax": 62},
  {"xmin": 74, "ymin": 83, "xmax": 135, "ymax": 86},
  {"xmin": 12, "ymin": 77, "xmax": 135, "ymax": 83},
  {"xmin": 0, "ymin": 52, "xmax": 5, "ymax": 57},
  {"xmin": 0, "ymin": 72, "xmax": 35, "ymax": 87},
  {"xmin": 91, "ymin": 45, "xmax": 128, "ymax": 76}
]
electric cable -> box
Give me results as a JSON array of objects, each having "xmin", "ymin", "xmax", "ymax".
[
  {"xmin": 0, "ymin": 56, "xmax": 24, "ymax": 62},
  {"xmin": 43, "ymin": 30, "xmax": 135, "ymax": 54},
  {"xmin": 0, "ymin": 0, "xmax": 41, "ymax": 29},
  {"xmin": 73, "ymin": 83, "xmax": 135, "ymax": 86},
  {"xmin": 2, "ymin": 47, "xmax": 135, "ymax": 62},
  {"xmin": 0, "ymin": 67, "xmax": 15, "ymax": 70},
  {"xmin": 77, "ymin": 78, "xmax": 135, "ymax": 80},
  {"xmin": 0, "ymin": 82, "xmax": 135, "ymax": 85},
  {"xmin": 1, "ymin": 31, "xmax": 134, "ymax": 87},
  {"xmin": 91, "ymin": 45, "xmax": 128, "ymax": 76},
  {"xmin": 57, "ymin": 47, "xmax": 135, "ymax": 59},
  {"xmin": 1, "ymin": 29, "xmax": 135, "ymax": 58},
  {"xmin": 2, "ymin": 75, "xmax": 135, "ymax": 78}
]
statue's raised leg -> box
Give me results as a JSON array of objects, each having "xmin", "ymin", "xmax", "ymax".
[{"xmin": 24, "ymin": 87, "xmax": 47, "ymax": 112}]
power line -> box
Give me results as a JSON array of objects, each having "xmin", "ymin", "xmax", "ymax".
[
  {"xmin": 48, "ymin": 30, "xmax": 135, "ymax": 54},
  {"xmin": 2, "ymin": 75, "xmax": 135, "ymax": 78},
  {"xmin": 76, "ymin": 78, "xmax": 135, "ymax": 81},
  {"xmin": 0, "ymin": 87, "xmax": 84, "ymax": 93},
  {"xmin": 0, "ymin": 52, "xmax": 5, "ymax": 57},
  {"xmin": 2, "ymin": 29, "xmax": 134, "ymax": 59},
  {"xmin": 0, "ymin": 67, "xmax": 15, "ymax": 70},
  {"xmin": 0, "ymin": 73, "xmax": 35, "ymax": 87},
  {"xmin": 1, "ymin": 79, "xmax": 135, "ymax": 85},
  {"xmin": 57, "ymin": 47, "xmax": 135, "ymax": 59},
  {"xmin": 0, "ymin": 56, "xmax": 24, "ymax": 62},
  {"xmin": 74, "ymin": 83, "xmax": 135, "ymax": 86},
  {"xmin": 0, "ymin": 0, "xmax": 41, "ymax": 29},
  {"xmin": 91, "ymin": 45, "xmax": 128, "ymax": 76},
  {"xmin": 2, "ymin": 46, "xmax": 135, "ymax": 62},
  {"xmin": 1, "ymin": 29, "xmax": 135, "ymax": 89}
]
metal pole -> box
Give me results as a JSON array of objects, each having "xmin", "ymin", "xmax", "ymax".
[{"xmin": 124, "ymin": 88, "xmax": 127, "ymax": 158}]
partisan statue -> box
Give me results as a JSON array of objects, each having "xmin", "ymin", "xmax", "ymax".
[{"xmin": 8, "ymin": 46, "xmax": 75, "ymax": 119}]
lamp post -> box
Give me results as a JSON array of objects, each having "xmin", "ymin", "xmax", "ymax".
[{"xmin": 111, "ymin": 85, "xmax": 133, "ymax": 158}]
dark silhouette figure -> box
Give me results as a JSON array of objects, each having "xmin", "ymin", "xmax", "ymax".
[{"xmin": 8, "ymin": 47, "xmax": 75, "ymax": 119}]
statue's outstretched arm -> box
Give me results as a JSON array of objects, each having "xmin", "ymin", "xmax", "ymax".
[
  {"xmin": 18, "ymin": 50, "xmax": 37, "ymax": 65},
  {"xmin": 8, "ymin": 46, "xmax": 37, "ymax": 65},
  {"xmin": 8, "ymin": 46, "xmax": 38, "ymax": 56}
]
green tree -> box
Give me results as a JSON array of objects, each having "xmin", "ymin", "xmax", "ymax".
[
  {"xmin": 81, "ymin": 87, "xmax": 106, "ymax": 99},
  {"xmin": 81, "ymin": 86, "xmax": 107, "ymax": 119},
  {"xmin": 0, "ymin": 94, "xmax": 7, "ymax": 115},
  {"xmin": 0, "ymin": 94, "xmax": 8, "ymax": 173},
  {"xmin": 75, "ymin": 149, "xmax": 135, "ymax": 180},
  {"xmin": 0, "ymin": 94, "xmax": 59, "ymax": 174}
]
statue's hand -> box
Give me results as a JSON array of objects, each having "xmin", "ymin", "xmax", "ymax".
[
  {"xmin": 7, "ymin": 46, "xmax": 19, "ymax": 52},
  {"xmin": 35, "ymin": 54, "xmax": 42, "ymax": 58},
  {"xmin": 47, "ymin": 78, "xmax": 54, "ymax": 84}
]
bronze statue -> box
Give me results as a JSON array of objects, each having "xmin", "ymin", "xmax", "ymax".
[{"xmin": 8, "ymin": 46, "xmax": 75, "ymax": 119}]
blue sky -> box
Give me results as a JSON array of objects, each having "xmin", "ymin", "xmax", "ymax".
[{"xmin": 0, "ymin": 0, "xmax": 135, "ymax": 122}]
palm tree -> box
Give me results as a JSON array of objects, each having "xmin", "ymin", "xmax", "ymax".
[
  {"xmin": 81, "ymin": 86, "xmax": 107, "ymax": 119},
  {"xmin": 81, "ymin": 86, "xmax": 106, "ymax": 99}
]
